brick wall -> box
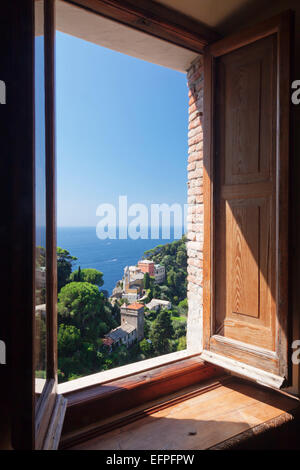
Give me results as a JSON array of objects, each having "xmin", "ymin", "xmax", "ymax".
[{"xmin": 186, "ymin": 56, "xmax": 204, "ymax": 352}]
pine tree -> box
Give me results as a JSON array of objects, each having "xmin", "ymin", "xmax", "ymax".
[
  {"xmin": 143, "ymin": 272, "xmax": 150, "ymax": 289},
  {"xmin": 150, "ymin": 310, "xmax": 174, "ymax": 355}
]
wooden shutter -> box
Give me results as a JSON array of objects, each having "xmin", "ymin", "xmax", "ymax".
[{"xmin": 202, "ymin": 11, "xmax": 293, "ymax": 389}]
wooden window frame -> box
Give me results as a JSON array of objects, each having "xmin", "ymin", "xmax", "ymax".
[
  {"xmin": 49, "ymin": 0, "xmax": 223, "ymax": 441},
  {"xmin": 34, "ymin": 0, "xmax": 63, "ymax": 450},
  {"xmin": 8, "ymin": 0, "xmax": 221, "ymax": 450},
  {"xmin": 49, "ymin": 0, "xmax": 218, "ymax": 398},
  {"xmin": 64, "ymin": 0, "xmax": 220, "ymax": 53},
  {"xmin": 10, "ymin": 0, "xmax": 66, "ymax": 450}
]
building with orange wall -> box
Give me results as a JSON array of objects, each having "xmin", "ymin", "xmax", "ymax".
[{"xmin": 138, "ymin": 260, "xmax": 155, "ymax": 276}]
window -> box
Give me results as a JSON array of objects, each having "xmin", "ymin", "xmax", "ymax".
[
  {"xmin": 54, "ymin": 0, "xmax": 194, "ymax": 386},
  {"xmin": 7, "ymin": 0, "xmax": 294, "ymax": 450}
]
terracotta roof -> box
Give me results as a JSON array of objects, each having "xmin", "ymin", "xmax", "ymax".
[
  {"xmin": 127, "ymin": 302, "xmax": 144, "ymax": 310},
  {"xmin": 102, "ymin": 337, "xmax": 114, "ymax": 346}
]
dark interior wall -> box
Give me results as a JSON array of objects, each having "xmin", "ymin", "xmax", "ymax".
[
  {"xmin": 0, "ymin": 1, "xmax": 13, "ymax": 451},
  {"xmin": 0, "ymin": 0, "xmax": 35, "ymax": 450}
]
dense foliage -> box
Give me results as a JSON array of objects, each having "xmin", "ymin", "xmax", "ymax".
[
  {"xmin": 57, "ymin": 280, "xmax": 120, "ymax": 381},
  {"xmin": 56, "ymin": 236, "xmax": 188, "ymax": 382},
  {"xmin": 57, "ymin": 247, "xmax": 78, "ymax": 292},
  {"xmin": 69, "ymin": 267, "xmax": 104, "ymax": 287}
]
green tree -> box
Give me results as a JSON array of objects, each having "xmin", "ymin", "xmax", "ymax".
[
  {"xmin": 57, "ymin": 324, "xmax": 81, "ymax": 357},
  {"xmin": 178, "ymin": 298, "xmax": 188, "ymax": 316},
  {"xmin": 167, "ymin": 269, "xmax": 175, "ymax": 288},
  {"xmin": 139, "ymin": 338, "xmax": 153, "ymax": 358},
  {"xmin": 152, "ymin": 284, "xmax": 161, "ymax": 298},
  {"xmin": 150, "ymin": 310, "xmax": 174, "ymax": 355},
  {"xmin": 161, "ymin": 254, "xmax": 173, "ymax": 269},
  {"xmin": 143, "ymin": 272, "xmax": 150, "ymax": 289},
  {"xmin": 177, "ymin": 336, "xmax": 187, "ymax": 351},
  {"xmin": 57, "ymin": 247, "xmax": 77, "ymax": 291},
  {"xmin": 57, "ymin": 281, "xmax": 109, "ymax": 338},
  {"xmin": 176, "ymin": 249, "xmax": 187, "ymax": 268},
  {"xmin": 70, "ymin": 267, "xmax": 104, "ymax": 287},
  {"xmin": 173, "ymin": 320, "xmax": 186, "ymax": 339}
]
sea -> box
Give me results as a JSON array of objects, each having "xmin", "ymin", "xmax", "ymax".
[{"xmin": 57, "ymin": 227, "xmax": 181, "ymax": 294}]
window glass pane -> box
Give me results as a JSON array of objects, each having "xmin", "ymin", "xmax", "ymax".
[
  {"xmin": 55, "ymin": 7, "xmax": 188, "ymax": 383},
  {"xmin": 35, "ymin": 0, "xmax": 47, "ymax": 397}
]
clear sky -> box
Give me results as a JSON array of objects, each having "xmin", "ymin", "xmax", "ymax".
[{"xmin": 55, "ymin": 31, "xmax": 188, "ymax": 227}]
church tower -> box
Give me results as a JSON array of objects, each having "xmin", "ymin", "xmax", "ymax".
[{"xmin": 120, "ymin": 303, "xmax": 144, "ymax": 341}]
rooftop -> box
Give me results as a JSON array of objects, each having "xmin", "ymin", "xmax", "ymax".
[
  {"xmin": 146, "ymin": 299, "xmax": 171, "ymax": 309},
  {"xmin": 126, "ymin": 302, "xmax": 145, "ymax": 311},
  {"xmin": 130, "ymin": 273, "xmax": 144, "ymax": 280},
  {"xmin": 149, "ymin": 299, "xmax": 170, "ymax": 304},
  {"xmin": 122, "ymin": 323, "xmax": 136, "ymax": 334},
  {"xmin": 102, "ymin": 337, "xmax": 114, "ymax": 347},
  {"xmin": 106, "ymin": 323, "xmax": 136, "ymax": 342}
]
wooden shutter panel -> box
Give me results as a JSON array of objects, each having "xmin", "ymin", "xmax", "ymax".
[{"xmin": 202, "ymin": 11, "xmax": 293, "ymax": 389}]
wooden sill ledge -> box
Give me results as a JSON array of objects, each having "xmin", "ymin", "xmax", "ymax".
[
  {"xmin": 65, "ymin": 377, "xmax": 300, "ymax": 450},
  {"xmin": 60, "ymin": 357, "xmax": 222, "ymax": 447}
]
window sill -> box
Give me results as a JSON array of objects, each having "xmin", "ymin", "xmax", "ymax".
[
  {"xmin": 60, "ymin": 354, "xmax": 223, "ymax": 444},
  {"xmin": 64, "ymin": 377, "xmax": 300, "ymax": 450},
  {"xmin": 58, "ymin": 349, "xmax": 201, "ymax": 395}
]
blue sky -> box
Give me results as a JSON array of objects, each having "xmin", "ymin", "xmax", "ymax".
[{"xmin": 55, "ymin": 32, "xmax": 188, "ymax": 227}]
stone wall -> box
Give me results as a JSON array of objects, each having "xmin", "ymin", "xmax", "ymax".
[{"xmin": 186, "ymin": 56, "xmax": 204, "ymax": 352}]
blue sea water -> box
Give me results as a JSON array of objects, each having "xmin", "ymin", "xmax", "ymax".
[{"xmin": 57, "ymin": 227, "xmax": 180, "ymax": 294}]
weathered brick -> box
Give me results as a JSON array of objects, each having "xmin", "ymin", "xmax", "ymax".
[
  {"xmin": 189, "ymin": 116, "xmax": 202, "ymax": 130},
  {"xmin": 188, "ymin": 133, "xmax": 203, "ymax": 147},
  {"xmin": 187, "ymin": 66, "xmax": 203, "ymax": 84},
  {"xmin": 186, "ymin": 231, "xmax": 196, "ymax": 241},
  {"xmin": 188, "ymin": 127, "xmax": 202, "ymax": 139},
  {"xmin": 187, "ymin": 162, "xmax": 196, "ymax": 172},
  {"xmin": 188, "ymin": 186, "xmax": 203, "ymax": 196},
  {"xmin": 187, "ymin": 56, "xmax": 204, "ymax": 350},
  {"xmin": 189, "ymin": 110, "xmax": 202, "ymax": 123},
  {"xmin": 188, "ymin": 151, "xmax": 203, "ymax": 163}
]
